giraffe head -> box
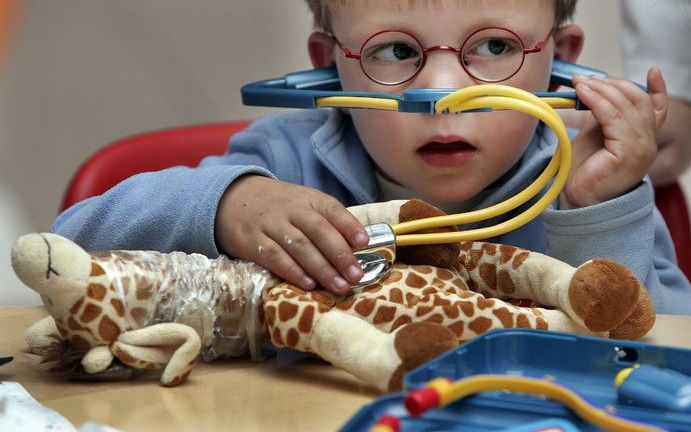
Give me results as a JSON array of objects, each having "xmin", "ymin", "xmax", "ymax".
[{"xmin": 12, "ymin": 233, "xmax": 93, "ymax": 315}]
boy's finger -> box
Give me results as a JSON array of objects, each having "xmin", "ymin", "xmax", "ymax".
[
  {"xmin": 647, "ymin": 67, "xmax": 668, "ymax": 130},
  {"xmin": 314, "ymin": 196, "xmax": 370, "ymax": 249},
  {"xmin": 297, "ymin": 216, "xmax": 364, "ymax": 283},
  {"xmin": 585, "ymin": 77, "xmax": 641, "ymax": 124},
  {"xmin": 268, "ymin": 224, "xmax": 351, "ymax": 294},
  {"xmin": 575, "ymin": 80, "xmax": 627, "ymax": 129}
]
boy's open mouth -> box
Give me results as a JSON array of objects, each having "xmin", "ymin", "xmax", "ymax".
[{"xmin": 417, "ymin": 140, "xmax": 476, "ymax": 167}]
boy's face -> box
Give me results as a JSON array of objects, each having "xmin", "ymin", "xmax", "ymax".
[{"xmin": 327, "ymin": 0, "xmax": 561, "ymax": 204}]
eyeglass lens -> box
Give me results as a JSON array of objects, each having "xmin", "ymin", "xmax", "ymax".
[{"xmin": 359, "ymin": 28, "xmax": 526, "ymax": 85}]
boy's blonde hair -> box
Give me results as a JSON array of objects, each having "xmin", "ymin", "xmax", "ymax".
[{"xmin": 305, "ymin": 0, "xmax": 577, "ymax": 33}]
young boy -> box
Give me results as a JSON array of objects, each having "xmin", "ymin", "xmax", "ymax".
[{"xmin": 53, "ymin": 0, "xmax": 691, "ymax": 314}]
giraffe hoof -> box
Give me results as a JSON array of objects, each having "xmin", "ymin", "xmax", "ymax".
[
  {"xmin": 568, "ymin": 259, "xmax": 640, "ymax": 332},
  {"xmin": 609, "ymin": 288, "xmax": 656, "ymax": 339},
  {"xmin": 386, "ymin": 322, "xmax": 457, "ymax": 392}
]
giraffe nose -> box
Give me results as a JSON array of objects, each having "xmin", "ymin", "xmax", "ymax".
[{"xmin": 11, "ymin": 233, "xmax": 52, "ymax": 293}]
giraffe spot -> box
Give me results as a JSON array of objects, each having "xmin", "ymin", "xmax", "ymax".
[
  {"xmin": 512, "ymin": 252, "xmax": 530, "ymax": 270},
  {"xmin": 421, "ymin": 287, "xmax": 437, "ymax": 296},
  {"xmin": 298, "ymin": 305, "xmax": 315, "ymax": 333},
  {"xmin": 497, "ymin": 270, "xmax": 516, "ymax": 295},
  {"xmin": 373, "ymin": 305, "xmax": 397, "ymax": 325},
  {"xmin": 166, "ymin": 371, "xmax": 191, "ymax": 387},
  {"xmin": 443, "ymin": 304, "xmax": 460, "ymax": 319},
  {"xmin": 68, "ymin": 316, "xmax": 87, "ymax": 331},
  {"xmin": 272, "ymin": 328, "xmax": 284, "ymax": 347},
  {"xmin": 335, "ymin": 297, "xmax": 356, "ymax": 311},
  {"xmin": 381, "ymin": 249, "xmax": 395, "ymax": 262},
  {"xmin": 468, "ymin": 316, "xmax": 492, "ymax": 335},
  {"xmin": 425, "ymin": 313, "xmax": 444, "ymax": 324},
  {"xmin": 437, "ymin": 268, "xmax": 454, "ymax": 280},
  {"xmin": 531, "ymin": 308, "xmax": 544, "ymax": 316},
  {"xmin": 69, "ymin": 297, "xmax": 85, "ymax": 315},
  {"xmin": 354, "ymin": 299, "xmax": 376, "ymax": 317},
  {"xmin": 516, "ymin": 314, "xmax": 531, "ymax": 328},
  {"xmin": 286, "ymin": 329, "xmax": 299, "ymax": 348},
  {"xmin": 90, "ymin": 262, "xmax": 105, "ymax": 276},
  {"xmin": 405, "ymin": 293, "xmax": 420, "ymax": 307},
  {"xmin": 448, "ymin": 321, "xmax": 464, "ymax": 338},
  {"xmin": 87, "ymin": 283, "xmax": 107, "ymax": 301},
  {"xmin": 391, "ymin": 315, "xmax": 412, "ymax": 331},
  {"xmin": 130, "ymin": 307, "xmax": 149, "ymax": 327},
  {"xmin": 308, "ymin": 291, "xmax": 336, "ymax": 308},
  {"xmin": 114, "ymin": 346, "xmax": 136, "ymax": 364},
  {"xmin": 482, "ymin": 243, "xmax": 497, "ymax": 255},
  {"xmin": 110, "ymin": 299, "xmax": 125, "ymax": 317},
  {"xmin": 458, "ymin": 291, "xmax": 476, "ymax": 299},
  {"xmin": 500, "ymin": 245, "xmax": 517, "ymax": 264},
  {"xmin": 536, "ymin": 317, "xmax": 549, "ymax": 329},
  {"xmin": 362, "ymin": 284, "xmax": 383, "ymax": 294},
  {"xmin": 136, "ymin": 285, "xmax": 153, "ymax": 300},
  {"xmin": 467, "ymin": 250, "xmax": 482, "ymax": 271},
  {"xmin": 70, "ymin": 334, "xmax": 91, "ymax": 351},
  {"xmin": 433, "ymin": 296, "xmax": 452, "ymax": 308},
  {"xmin": 98, "ymin": 315, "xmax": 121, "ymax": 342},
  {"xmin": 476, "ymin": 297, "xmax": 496, "ymax": 310},
  {"xmin": 80, "ymin": 303, "xmax": 102, "ymax": 323},
  {"xmin": 415, "ymin": 305, "xmax": 434, "ymax": 317},
  {"xmin": 460, "ymin": 241, "xmax": 473, "ymax": 251},
  {"xmin": 479, "ymin": 263, "xmax": 498, "ymax": 291},
  {"xmin": 278, "ymin": 302, "xmax": 298, "ymax": 322},
  {"xmin": 388, "ymin": 288, "xmax": 404, "ymax": 304},
  {"xmin": 459, "ymin": 301, "xmax": 475, "ymax": 317},
  {"xmin": 386, "ymin": 270, "xmax": 403, "ymax": 283},
  {"xmin": 264, "ymin": 305, "xmax": 276, "ymax": 328},
  {"xmin": 493, "ymin": 307, "xmax": 514, "ymax": 328},
  {"xmin": 416, "ymin": 266, "xmax": 433, "ymax": 275},
  {"xmin": 404, "ymin": 272, "xmax": 427, "ymax": 289}
]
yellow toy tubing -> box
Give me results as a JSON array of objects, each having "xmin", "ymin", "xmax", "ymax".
[{"xmin": 317, "ymin": 85, "xmax": 574, "ymax": 245}]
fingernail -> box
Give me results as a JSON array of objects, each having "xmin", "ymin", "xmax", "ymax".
[
  {"xmin": 302, "ymin": 276, "xmax": 316, "ymax": 290},
  {"xmin": 573, "ymin": 73, "xmax": 584, "ymax": 81},
  {"xmin": 354, "ymin": 232, "xmax": 369, "ymax": 245},
  {"xmin": 333, "ymin": 275, "xmax": 349, "ymax": 291},
  {"xmin": 589, "ymin": 74, "xmax": 604, "ymax": 81},
  {"xmin": 578, "ymin": 82, "xmax": 591, "ymax": 93},
  {"xmin": 347, "ymin": 264, "xmax": 363, "ymax": 281}
]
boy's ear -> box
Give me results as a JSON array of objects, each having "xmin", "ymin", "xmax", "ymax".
[
  {"xmin": 308, "ymin": 32, "xmax": 336, "ymax": 68},
  {"xmin": 550, "ymin": 24, "xmax": 585, "ymax": 91}
]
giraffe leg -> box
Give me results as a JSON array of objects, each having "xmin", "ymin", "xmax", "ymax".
[
  {"xmin": 460, "ymin": 243, "xmax": 644, "ymax": 334},
  {"xmin": 112, "ymin": 323, "xmax": 201, "ymax": 386},
  {"xmin": 263, "ymin": 285, "xmax": 457, "ymax": 392}
]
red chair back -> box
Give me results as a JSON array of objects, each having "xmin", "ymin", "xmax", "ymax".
[
  {"xmin": 655, "ymin": 183, "xmax": 691, "ymax": 280},
  {"xmin": 60, "ymin": 121, "xmax": 250, "ymax": 210}
]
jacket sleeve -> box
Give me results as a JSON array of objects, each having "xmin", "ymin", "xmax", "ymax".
[
  {"xmin": 49, "ymin": 116, "xmax": 301, "ymax": 256},
  {"xmin": 542, "ymin": 178, "xmax": 691, "ymax": 315}
]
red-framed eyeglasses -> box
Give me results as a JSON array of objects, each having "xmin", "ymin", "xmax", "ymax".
[{"xmin": 334, "ymin": 27, "xmax": 554, "ymax": 86}]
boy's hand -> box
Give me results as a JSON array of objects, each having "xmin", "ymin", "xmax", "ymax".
[
  {"xmin": 561, "ymin": 68, "xmax": 668, "ymax": 209},
  {"xmin": 215, "ymin": 175, "xmax": 369, "ymax": 294}
]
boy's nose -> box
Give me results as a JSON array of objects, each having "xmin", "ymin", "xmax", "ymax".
[{"xmin": 413, "ymin": 53, "xmax": 475, "ymax": 89}]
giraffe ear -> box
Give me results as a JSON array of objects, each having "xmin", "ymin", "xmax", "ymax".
[{"xmin": 396, "ymin": 199, "xmax": 461, "ymax": 269}]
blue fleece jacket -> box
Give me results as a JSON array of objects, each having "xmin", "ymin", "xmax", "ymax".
[{"xmin": 52, "ymin": 108, "xmax": 691, "ymax": 314}]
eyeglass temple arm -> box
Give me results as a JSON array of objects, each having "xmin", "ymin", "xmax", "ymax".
[{"xmin": 241, "ymin": 60, "xmax": 647, "ymax": 113}]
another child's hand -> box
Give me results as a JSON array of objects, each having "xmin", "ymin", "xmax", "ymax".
[
  {"xmin": 215, "ymin": 175, "xmax": 369, "ymax": 294},
  {"xmin": 561, "ymin": 68, "xmax": 668, "ymax": 209}
]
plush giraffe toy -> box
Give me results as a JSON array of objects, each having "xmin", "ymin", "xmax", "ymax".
[{"xmin": 11, "ymin": 199, "xmax": 655, "ymax": 392}]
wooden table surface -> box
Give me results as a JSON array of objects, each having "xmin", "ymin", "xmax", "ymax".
[{"xmin": 1, "ymin": 306, "xmax": 690, "ymax": 432}]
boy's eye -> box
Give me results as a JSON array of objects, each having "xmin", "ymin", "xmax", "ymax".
[
  {"xmin": 473, "ymin": 38, "xmax": 512, "ymax": 56},
  {"xmin": 367, "ymin": 42, "xmax": 420, "ymax": 62}
]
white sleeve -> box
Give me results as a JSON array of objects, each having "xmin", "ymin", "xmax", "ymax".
[{"xmin": 620, "ymin": 0, "xmax": 691, "ymax": 102}]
